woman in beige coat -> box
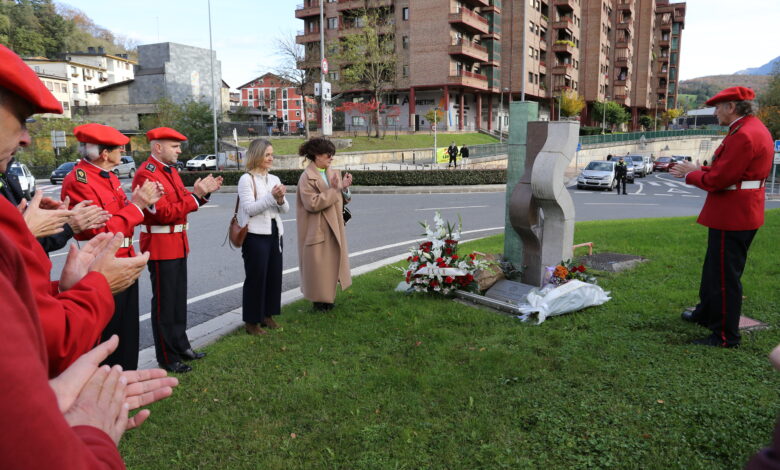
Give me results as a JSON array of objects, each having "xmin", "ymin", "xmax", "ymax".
[{"xmin": 296, "ymin": 138, "xmax": 352, "ymax": 311}]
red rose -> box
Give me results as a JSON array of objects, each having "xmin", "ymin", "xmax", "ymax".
[
  {"xmin": 412, "ymin": 255, "xmax": 419, "ymax": 262},
  {"xmin": 436, "ymin": 257, "xmax": 444, "ymax": 263},
  {"xmin": 577, "ymin": 265, "xmax": 586, "ymax": 272},
  {"xmin": 445, "ymin": 276, "xmax": 454, "ymax": 284},
  {"xmin": 452, "ymin": 254, "xmax": 459, "ymax": 260},
  {"xmin": 466, "ymin": 274, "xmax": 474, "ymax": 281}
]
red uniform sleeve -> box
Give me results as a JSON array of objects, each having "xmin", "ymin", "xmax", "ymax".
[
  {"xmin": 686, "ymin": 132, "xmax": 753, "ymax": 191},
  {"xmin": 0, "ymin": 254, "xmax": 124, "ymax": 469},
  {"xmin": 62, "ymin": 173, "xmax": 143, "ymax": 241}
]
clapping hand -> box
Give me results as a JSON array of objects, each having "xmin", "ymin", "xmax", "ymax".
[
  {"xmin": 342, "ymin": 172, "xmax": 353, "ymax": 190},
  {"xmin": 669, "ymin": 160, "xmax": 699, "ymax": 178},
  {"xmin": 271, "ymin": 184, "xmax": 286, "ymax": 204},
  {"xmin": 68, "ymin": 200, "xmax": 112, "ymax": 234},
  {"xmin": 193, "ymin": 174, "xmax": 223, "ymax": 198},
  {"xmin": 131, "ymin": 179, "xmax": 163, "ymax": 210},
  {"xmin": 20, "ymin": 191, "xmax": 73, "ymax": 238}
]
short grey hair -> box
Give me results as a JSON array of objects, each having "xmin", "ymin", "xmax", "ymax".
[
  {"xmin": 734, "ymin": 100, "xmax": 755, "ymax": 116},
  {"xmin": 78, "ymin": 142, "xmax": 101, "ymax": 161}
]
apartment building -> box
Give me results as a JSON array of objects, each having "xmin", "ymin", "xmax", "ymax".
[
  {"xmin": 36, "ymin": 73, "xmax": 72, "ymax": 119},
  {"xmin": 65, "ymin": 47, "xmax": 136, "ymax": 85},
  {"xmin": 24, "ymin": 57, "xmax": 105, "ymax": 107},
  {"xmin": 237, "ymin": 73, "xmax": 306, "ymax": 127},
  {"xmin": 295, "ymin": 0, "xmax": 684, "ymax": 132}
]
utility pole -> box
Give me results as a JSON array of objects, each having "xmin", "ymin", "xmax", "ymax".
[
  {"xmin": 433, "ymin": 106, "xmax": 439, "ymax": 164},
  {"xmin": 207, "ymin": 0, "xmax": 218, "ymax": 159},
  {"xmin": 319, "ymin": 1, "xmax": 331, "ymax": 136}
]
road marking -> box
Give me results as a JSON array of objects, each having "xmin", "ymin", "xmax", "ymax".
[
  {"xmin": 200, "ymin": 204, "xmax": 219, "ymax": 208},
  {"xmin": 634, "ymin": 183, "xmax": 644, "ymax": 195},
  {"xmin": 656, "ymin": 194, "xmax": 674, "ymax": 197},
  {"xmin": 667, "ymin": 188, "xmax": 691, "ymax": 194},
  {"xmin": 415, "ymin": 205, "xmax": 489, "ymax": 211},
  {"xmin": 648, "ymin": 181, "xmax": 661, "ymax": 186},
  {"xmin": 138, "ymin": 226, "xmax": 504, "ymax": 322},
  {"xmin": 682, "ymin": 195, "xmax": 701, "ymax": 198},
  {"xmin": 584, "ymin": 203, "xmax": 659, "ymax": 206}
]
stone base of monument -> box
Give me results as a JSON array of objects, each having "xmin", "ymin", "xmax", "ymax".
[
  {"xmin": 578, "ymin": 252, "xmax": 647, "ymax": 273},
  {"xmin": 453, "ymin": 279, "xmax": 537, "ymax": 316}
]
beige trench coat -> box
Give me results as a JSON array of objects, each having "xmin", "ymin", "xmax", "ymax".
[{"xmin": 296, "ymin": 162, "xmax": 352, "ymax": 303}]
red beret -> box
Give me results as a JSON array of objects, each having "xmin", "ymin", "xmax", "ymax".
[
  {"xmin": 146, "ymin": 127, "xmax": 187, "ymax": 142},
  {"xmin": 705, "ymin": 86, "xmax": 756, "ymax": 106},
  {"xmin": 0, "ymin": 44, "xmax": 63, "ymax": 114},
  {"xmin": 74, "ymin": 123, "xmax": 130, "ymax": 146}
]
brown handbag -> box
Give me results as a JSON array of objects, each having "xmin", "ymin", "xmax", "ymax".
[{"xmin": 227, "ymin": 174, "xmax": 256, "ymax": 249}]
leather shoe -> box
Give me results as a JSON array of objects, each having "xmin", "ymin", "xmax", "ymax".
[
  {"xmin": 691, "ymin": 335, "xmax": 739, "ymax": 348},
  {"xmin": 261, "ymin": 317, "xmax": 280, "ymax": 329},
  {"xmin": 182, "ymin": 349, "xmax": 206, "ymax": 361},
  {"xmin": 245, "ymin": 323, "xmax": 267, "ymax": 336},
  {"xmin": 681, "ymin": 309, "xmax": 700, "ymax": 323},
  {"xmin": 160, "ymin": 361, "xmax": 192, "ymax": 373}
]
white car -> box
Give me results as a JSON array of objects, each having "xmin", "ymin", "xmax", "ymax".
[
  {"xmin": 8, "ymin": 161, "xmax": 36, "ymax": 199},
  {"xmin": 577, "ymin": 160, "xmax": 617, "ymax": 191},
  {"xmin": 186, "ymin": 154, "xmax": 217, "ymax": 171},
  {"xmin": 113, "ymin": 156, "xmax": 136, "ymax": 178}
]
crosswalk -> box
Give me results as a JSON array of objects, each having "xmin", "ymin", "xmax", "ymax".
[
  {"xmin": 573, "ymin": 175, "xmax": 703, "ymax": 197},
  {"xmin": 37, "ymin": 184, "xmax": 61, "ymax": 195}
]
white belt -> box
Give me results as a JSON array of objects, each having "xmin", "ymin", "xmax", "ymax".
[
  {"xmin": 141, "ymin": 223, "xmax": 189, "ymax": 234},
  {"xmin": 725, "ymin": 180, "xmax": 763, "ymax": 190},
  {"xmin": 120, "ymin": 237, "xmax": 133, "ymax": 248}
]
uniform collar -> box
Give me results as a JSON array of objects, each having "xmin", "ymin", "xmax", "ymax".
[
  {"xmin": 150, "ymin": 155, "xmax": 174, "ymax": 173},
  {"xmin": 80, "ymin": 158, "xmax": 112, "ymax": 178},
  {"xmin": 728, "ymin": 115, "xmax": 746, "ymax": 129}
]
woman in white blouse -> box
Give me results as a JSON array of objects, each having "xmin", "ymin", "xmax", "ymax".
[{"xmin": 238, "ymin": 139, "xmax": 290, "ymax": 335}]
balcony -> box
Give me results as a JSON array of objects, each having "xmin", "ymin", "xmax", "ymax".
[
  {"xmin": 296, "ymin": 28, "xmax": 321, "ymax": 44},
  {"xmin": 337, "ymin": 0, "xmax": 392, "ymax": 11},
  {"xmin": 552, "ymin": 40, "xmax": 576, "ymax": 54},
  {"xmin": 614, "ymin": 94, "xmax": 628, "ymax": 105},
  {"xmin": 295, "ymin": 1, "xmax": 320, "ymax": 18},
  {"xmin": 553, "ymin": 83, "xmax": 571, "ymax": 93},
  {"xmin": 539, "ymin": 61, "xmax": 547, "ymax": 73},
  {"xmin": 448, "ymin": 69, "xmax": 489, "ymax": 89},
  {"xmin": 552, "ymin": 62, "xmax": 574, "ymax": 76},
  {"xmin": 449, "ymin": 8, "xmax": 490, "ymax": 35},
  {"xmin": 461, "ymin": 0, "xmax": 490, "ymax": 7},
  {"xmin": 658, "ymin": 54, "xmax": 669, "ymax": 63},
  {"xmin": 552, "ymin": 17, "xmax": 575, "ymax": 31},
  {"xmin": 449, "ymin": 39, "xmax": 489, "ymax": 62},
  {"xmin": 658, "ymin": 38, "xmax": 669, "ymax": 47},
  {"xmin": 553, "ymin": 0, "xmax": 575, "ymax": 12},
  {"xmin": 657, "ymin": 85, "xmax": 668, "ymax": 94},
  {"xmin": 616, "ymin": 0, "xmax": 633, "ymax": 11}
]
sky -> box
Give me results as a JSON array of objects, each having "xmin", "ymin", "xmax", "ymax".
[{"xmin": 57, "ymin": 0, "xmax": 780, "ymax": 88}]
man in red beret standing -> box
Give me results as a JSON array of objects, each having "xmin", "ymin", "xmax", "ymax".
[
  {"xmin": 62, "ymin": 123, "xmax": 164, "ymax": 370},
  {"xmin": 133, "ymin": 128, "xmax": 223, "ymax": 373},
  {"xmin": 671, "ymin": 86, "xmax": 774, "ymax": 348}
]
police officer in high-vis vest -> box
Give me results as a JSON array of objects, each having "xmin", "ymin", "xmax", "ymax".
[
  {"xmin": 132, "ymin": 128, "xmax": 223, "ymax": 373},
  {"xmin": 671, "ymin": 86, "xmax": 773, "ymax": 348},
  {"xmin": 61, "ymin": 123, "xmax": 163, "ymax": 370}
]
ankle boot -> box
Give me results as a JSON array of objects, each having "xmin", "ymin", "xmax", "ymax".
[
  {"xmin": 261, "ymin": 317, "xmax": 280, "ymax": 329},
  {"xmin": 245, "ymin": 323, "xmax": 267, "ymax": 336}
]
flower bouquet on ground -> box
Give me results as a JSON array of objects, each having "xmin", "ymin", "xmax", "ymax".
[
  {"xmin": 398, "ymin": 212, "xmax": 488, "ymax": 295},
  {"xmin": 545, "ymin": 259, "xmax": 597, "ymax": 286}
]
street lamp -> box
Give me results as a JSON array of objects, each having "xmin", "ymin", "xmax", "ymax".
[
  {"xmin": 433, "ymin": 106, "xmax": 439, "ymax": 164},
  {"xmin": 601, "ymin": 95, "xmax": 610, "ymax": 135},
  {"xmin": 499, "ymin": 87, "xmax": 509, "ymax": 143}
]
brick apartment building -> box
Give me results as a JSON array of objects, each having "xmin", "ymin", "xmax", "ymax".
[
  {"xmin": 294, "ymin": 0, "xmax": 685, "ymax": 132},
  {"xmin": 237, "ymin": 73, "xmax": 308, "ymax": 129}
]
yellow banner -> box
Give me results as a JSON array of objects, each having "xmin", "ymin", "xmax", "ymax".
[{"xmin": 435, "ymin": 147, "xmax": 455, "ymax": 164}]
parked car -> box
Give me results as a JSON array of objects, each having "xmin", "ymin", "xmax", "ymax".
[
  {"xmin": 653, "ymin": 156, "xmax": 675, "ymax": 172},
  {"xmin": 174, "ymin": 160, "xmax": 185, "ymax": 171},
  {"xmin": 7, "ymin": 161, "xmax": 36, "ymax": 199},
  {"xmin": 112, "ymin": 156, "xmax": 136, "ymax": 178},
  {"xmin": 622, "ymin": 158, "xmax": 636, "ymax": 183},
  {"xmin": 186, "ymin": 154, "xmax": 217, "ymax": 171},
  {"xmin": 50, "ymin": 161, "xmax": 76, "ymax": 184},
  {"xmin": 577, "ymin": 160, "xmax": 617, "ymax": 191},
  {"xmin": 628, "ymin": 155, "xmax": 652, "ymax": 177}
]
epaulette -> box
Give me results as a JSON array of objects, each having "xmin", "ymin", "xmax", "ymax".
[
  {"xmin": 729, "ymin": 124, "xmax": 742, "ymax": 136},
  {"xmin": 145, "ymin": 162, "xmax": 156, "ymax": 173},
  {"xmin": 75, "ymin": 168, "xmax": 88, "ymax": 184}
]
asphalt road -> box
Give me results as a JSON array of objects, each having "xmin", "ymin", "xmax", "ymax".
[{"xmin": 37, "ymin": 172, "xmax": 780, "ymax": 351}]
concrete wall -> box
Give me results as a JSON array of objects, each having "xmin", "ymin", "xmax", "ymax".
[
  {"xmin": 272, "ymin": 147, "xmax": 437, "ymax": 170},
  {"xmin": 574, "ymin": 134, "xmax": 724, "ymax": 170}
]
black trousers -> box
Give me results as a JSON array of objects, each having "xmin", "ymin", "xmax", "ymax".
[
  {"xmin": 692, "ymin": 228, "xmax": 757, "ymax": 346},
  {"xmin": 616, "ymin": 175, "xmax": 627, "ymax": 193},
  {"xmin": 241, "ymin": 222, "xmax": 283, "ymax": 324},
  {"xmin": 448, "ymin": 155, "xmax": 457, "ymax": 167},
  {"xmin": 149, "ymin": 258, "xmax": 192, "ymax": 365},
  {"xmin": 100, "ymin": 280, "xmax": 139, "ymax": 370}
]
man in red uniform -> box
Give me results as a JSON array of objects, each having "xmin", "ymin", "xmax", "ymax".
[
  {"xmin": 132, "ymin": 128, "xmax": 223, "ymax": 372},
  {"xmin": 62, "ymin": 123, "xmax": 163, "ymax": 370},
  {"xmin": 0, "ymin": 44, "xmax": 150, "ymax": 375},
  {"xmin": 671, "ymin": 86, "xmax": 773, "ymax": 348}
]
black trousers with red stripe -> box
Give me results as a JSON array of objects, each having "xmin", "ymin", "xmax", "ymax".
[
  {"xmin": 149, "ymin": 258, "xmax": 192, "ymax": 365},
  {"xmin": 692, "ymin": 228, "xmax": 757, "ymax": 346},
  {"xmin": 100, "ymin": 280, "xmax": 139, "ymax": 370}
]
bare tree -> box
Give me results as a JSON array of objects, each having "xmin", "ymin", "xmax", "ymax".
[{"xmin": 275, "ymin": 32, "xmax": 315, "ymax": 140}]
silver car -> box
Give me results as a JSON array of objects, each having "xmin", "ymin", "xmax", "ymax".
[
  {"xmin": 577, "ymin": 160, "xmax": 617, "ymax": 191},
  {"xmin": 8, "ymin": 161, "xmax": 36, "ymax": 199},
  {"xmin": 113, "ymin": 156, "xmax": 136, "ymax": 179},
  {"xmin": 628, "ymin": 155, "xmax": 651, "ymax": 177}
]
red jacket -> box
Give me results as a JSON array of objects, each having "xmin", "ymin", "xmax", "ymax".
[
  {"xmin": 0, "ymin": 231, "xmax": 124, "ymax": 469},
  {"xmin": 686, "ymin": 115, "xmax": 773, "ymax": 231},
  {"xmin": 132, "ymin": 156, "xmax": 204, "ymax": 260},
  {"xmin": 0, "ymin": 197, "xmax": 114, "ymax": 376},
  {"xmin": 61, "ymin": 159, "xmax": 144, "ymax": 258}
]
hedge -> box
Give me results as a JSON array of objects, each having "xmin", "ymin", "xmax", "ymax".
[{"xmin": 178, "ymin": 169, "xmax": 507, "ymax": 187}]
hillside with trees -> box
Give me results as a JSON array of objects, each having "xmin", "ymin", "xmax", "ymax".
[
  {"xmin": 0, "ymin": 0, "xmax": 136, "ymax": 58},
  {"xmin": 679, "ymin": 75, "xmax": 771, "ymax": 109}
]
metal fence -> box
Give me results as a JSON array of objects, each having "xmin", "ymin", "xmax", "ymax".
[
  {"xmin": 467, "ymin": 143, "xmax": 507, "ymax": 158},
  {"xmin": 579, "ymin": 129, "xmax": 725, "ymax": 146}
]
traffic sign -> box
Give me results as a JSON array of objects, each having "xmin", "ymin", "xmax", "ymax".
[
  {"xmin": 321, "ymin": 58, "xmax": 329, "ymax": 75},
  {"xmin": 51, "ymin": 130, "xmax": 66, "ymax": 148}
]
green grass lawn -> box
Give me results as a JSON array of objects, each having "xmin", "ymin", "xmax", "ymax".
[
  {"xmin": 122, "ymin": 210, "xmax": 780, "ymax": 469},
  {"xmin": 239, "ymin": 133, "xmax": 499, "ymax": 156}
]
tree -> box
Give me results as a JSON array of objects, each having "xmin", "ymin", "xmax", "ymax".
[
  {"xmin": 638, "ymin": 114, "xmax": 654, "ymax": 130},
  {"xmin": 591, "ymin": 100, "xmax": 630, "ymax": 130},
  {"xmin": 424, "ymin": 108, "xmax": 444, "ymax": 128},
  {"xmin": 558, "ymin": 89, "xmax": 585, "ymax": 118},
  {"xmin": 335, "ymin": 99, "xmax": 385, "ymax": 137},
  {"xmin": 334, "ymin": 3, "xmax": 397, "ymax": 137},
  {"xmin": 660, "ymin": 108, "xmax": 684, "ymax": 129},
  {"xmin": 140, "ymin": 98, "xmax": 216, "ymax": 157},
  {"xmin": 275, "ymin": 32, "xmax": 315, "ymax": 140},
  {"xmin": 758, "ymin": 66, "xmax": 780, "ymax": 139}
]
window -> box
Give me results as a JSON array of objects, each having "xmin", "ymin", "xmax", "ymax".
[
  {"xmin": 402, "ymin": 65, "xmax": 408, "ymax": 77},
  {"xmin": 283, "ymin": 100, "xmax": 288, "ymax": 110},
  {"xmin": 352, "ymin": 116, "xmax": 366, "ymax": 126},
  {"xmin": 327, "ymin": 17, "xmax": 338, "ymax": 29},
  {"xmin": 402, "ymin": 36, "xmax": 409, "ymax": 49},
  {"xmin": 402, "ymin": 7, "xmax": 409, "ymax": 20},
  {"xmin": 327, "ymin": 71, "xmax": 339, "ymax": 81},
  {"xmin": 248, "ymin": 90, "xmax": 253, "ymax": 100},
  {"xmin": 62, "ymin": 101, "xmax": 69, "ymax": 110},
  {"xmin": 72, "ymin": 83, "xmax": 78, "ymax": 93}
]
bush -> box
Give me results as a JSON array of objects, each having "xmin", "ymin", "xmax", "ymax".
[
  {"xmin": 178, "ymin": 169, "xmax": 508, "ymax": 187},
  {"xmin": 580, "ymin": 126, "xmax": 611, "ymax": 136}
]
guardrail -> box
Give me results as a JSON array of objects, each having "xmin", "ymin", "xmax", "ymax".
[{"xmin": 579, "ymin": 129, "xmax": 725, "ymax": 146}]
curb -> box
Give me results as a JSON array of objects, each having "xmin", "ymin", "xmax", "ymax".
[{"xmin": 211, "ymin": 184, "xmax": 507, "ymax": 195}]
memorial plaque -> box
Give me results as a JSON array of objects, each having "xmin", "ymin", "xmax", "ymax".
[{"xmin": 485, "ymin": 280, "xmax": 536, "ymax": 305}]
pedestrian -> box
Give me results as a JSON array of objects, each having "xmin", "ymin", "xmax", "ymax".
[
  {"xmin": 459, "ymin": 143, "xmax": 470, "ymax": 161},
  {"xmin": 447, "ymin": 141, "xmax": 458, "ymax": 168},
  {"xmin": 276, "ymin": 116, "xmax": 284, "ymax": 136},
  {"xmin": 296, "ymin": 137, "xmax": 352, "ymax": 311},
  {"xmin": 61, "ymin": 123, "xmax": 163, "ymax": 370},
  {"xmin": 0, "ymin": 44, "xmax": 150, "ymax": 377},
  {"xmin": 671, "ymin": 86, "xmax": 773, "ymax": 348},
  {"xmin": 132, "ymin": 127, "xmax": 223, "ymax": 372},
  {"xmin": 266, "ymin": 116, "xmax": 274, "ymax": 137},
  {"xmin": 238, "ymin": 139, "xmax": 289, "ymax": 335},
  {"xmin": 615, "ymin": 157, "xmax": 628, "ymax": 195},
  {"xmin": 606, "ymin": 154, "xmax": 613, "ymax": 161},
  {"xmin": 297, "ymin": 119, "xmax": 305, "ymax": 136}
]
